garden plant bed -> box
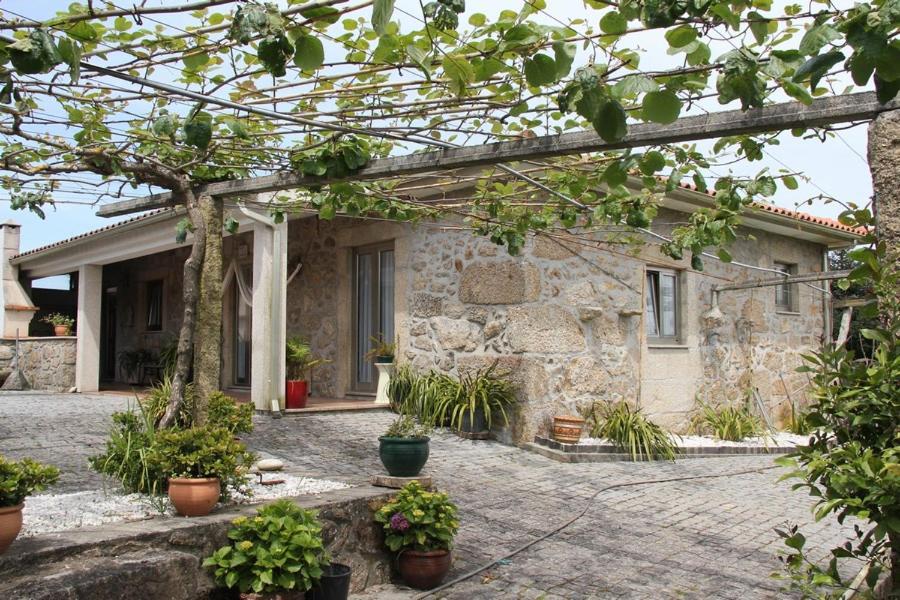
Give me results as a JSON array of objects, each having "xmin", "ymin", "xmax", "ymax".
[{"xmin": 526, "ymin": 432, "xmax": 808, "ymax": 463}]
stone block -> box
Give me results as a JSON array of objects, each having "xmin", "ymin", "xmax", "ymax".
[
  {"xmin": 410, "ymin": 293, "xmax": 443, "ymax": 318},
  {"xmin": 459, "ymin": 262, "xmax": 540, "ymax": 305},
  {"xmin": 431, "ymin": 317, "xmax": 480, "ymax": 352},
  {"xmin": 506, "ymin": 305, "xmax": 585, "ymax": 353},
  {"xmin": 531, "ymin": 235, "xmax": 577, "ymax": 260}
]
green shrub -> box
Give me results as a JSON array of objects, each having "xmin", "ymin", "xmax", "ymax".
[
  {"xmin": 0, "ymin": 455, "xmax": 60, "ymax": 506},
  {"xmin": 204, "ymin": 500, "xmax": 328, "ymax": 594},
  {"xmin": 147, "ymin": 426, "xmax": 255, "ymax": 498},
  {"xmin": 140, "ymin": 376, "xmax": 196, "ymax": 428},
  {"xmin": 785, "ymin": 402, "xmax": 813, "ymax": 436},
  {"xmin": 208, "ymin": 392, "xmax": 254, "ymax": 435},
  {"xmin": 88, "ymin": 406, "xmax": 166, "ymax": 495},
  {"xmin": 691, "ymin": 401, "xmax": 764, "ymax": 441},
  {"xmin": 583, "ymin": 401, "xmax": 679, "ymax": 461},
  {"xmin": 387, "ymin": 363, "xmax": 416, "ymax": 413},
  {"xmin": 383, "ymin": 414, "xmax": 431, "ymax": 438},
  {"xmin": 433, "ymin": 361, "xmax": 516, "ymax": 431},
  {"xmin": 140, "ymin": 379, "xmax": 251, "ymax": 434},
  {"xmin": 374, "ymin": 481, "xmax": 458, "ymax": 552}
]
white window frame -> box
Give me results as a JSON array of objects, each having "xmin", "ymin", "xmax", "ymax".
[
  {"xmin": 645, "ymin": 267, "xmax": 680, "ymax": 342},
  {"xmin": 774, "ymin": 262, "xmax": 798, "ymax": 312}
]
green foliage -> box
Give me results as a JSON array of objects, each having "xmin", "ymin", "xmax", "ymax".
[
  {"xmin": 690, "ymin": 400, "xmax": 765, "ymax": 442},
  {"xmin": 0, "ymin": 455, "xmax": 59, "ymax": 507},
  {"xmin": 291, "ymin": 136, "xmax": 371, "ymax": 180},
  {"xmin": 776, "ymin": 209, "xmax": 899, "ymax": 596},
  {"xmin": 374, "ymin": 481, "xmax": 459, "ymax": 552},
  {"xmin": 7, "ymin": 30, "xmax": 61, "ymax": 75},
  {"xmin": 148, "ymin": 426, "xmax": 255, "ymax": 497},
  {"xmin": 387, "ymin": 363, "xmax": 417, "ymax": 414},
  {"xmin": 786, "ymin": 402, "xmax": 813, "ymax": 437},
  {"xmin": 88, "ymin": 406, "xmax": 166, "ymax": 496},
  {"xmin": 285, "ymin": 337, "xmax": 329, "ymax": 381},
  {"xmin": 204, "ymin": 500, "xmax": 328, "ymax": 594},
  {"xmin": 432, "ymin": 361, "xmax": 517, "ymax": 432},
  {"xmin": 384, "ymin": 414, "xmax": 432, "ymax": 439},
  {"xmin": 140, "ymin": 376, "xmax": 196, "ymax": 428},
  {"xmin": 208, "ymin": 392, "xmax": 254, "ymax": 436},
  {"xmin": 41, "ymin": 312, "xmax": 74, "ymax": 328},
  {"xmin": 582, "ymin": 401, "xmax": 679, "ymax": 461},
  {"xmin": 364, "ymin": 333, "xmax": 396, "ymax": 361}
]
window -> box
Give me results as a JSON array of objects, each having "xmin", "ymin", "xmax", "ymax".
[
  {"xmin": 774, "ymin": 262, "xmax": 797, "ymax": 312},
  {"xmin": 353, "ymin": 244, "xmax": 395, "ymax": 392},
  {"xmin": 146, "ymin": 280, "xmax": 163, "ymax": 331},
  {"xmin": 645, "ymin": 269, "xmax": 679, "ymax": 340}
]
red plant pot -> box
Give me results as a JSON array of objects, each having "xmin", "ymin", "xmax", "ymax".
[{"xmin": 285, "ymin": 380, "xmax": 309, "ymax": 409}]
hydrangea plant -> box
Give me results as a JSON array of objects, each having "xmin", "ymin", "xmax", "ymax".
[
  {"xmin": 374, "ymin": 481, "xmax": 458, "ymax": 553},
  {"xmin": 203, "ymin": 500, "xmax": 328, "ymax": 594},
  {"xmin": 0, "ymin": 455, "xmax": 60, "ymax": 507}
]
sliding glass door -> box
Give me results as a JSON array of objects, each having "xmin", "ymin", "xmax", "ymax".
[{"xmin": 353, "ymin": 244, "xmax": 394, "ymax": 393}]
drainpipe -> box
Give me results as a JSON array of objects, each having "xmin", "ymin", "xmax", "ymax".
[
  {"xmin": 239, "ymin": 204, "xmax": 287, "ymax": 414},
  {"xmin": 822, "ymin": 250, "xmax": 832, "ymax": 344}
]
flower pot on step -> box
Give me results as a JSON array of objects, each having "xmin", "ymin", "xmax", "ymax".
[
  {"xmin": 308, "ymin": 563, "xmax": 351, "ymax": 600},
  {"xmin": 378, "ymin": 436, "xmax": 430, "ymax": 477},
  {"xmin": 398, "ymin": 549, "xmax": 452, "ymax": 590},
  {"xmin": 0, "ymin": 504, "xmax": 23, "ymax": 554},
  {"xmin": 552, "ymin": 415, "xmax": 585, "ymax": 444},
  {"xmin": 285, "ymin": 380, "xmax": 309, "ymax": 409},
  {"xmin": 168, "ymin": 477, "xmax": 220, "ymax": 517},
  {"xmin": 54, "ymin": 325, "xmax": 71, "ymax": 336}
]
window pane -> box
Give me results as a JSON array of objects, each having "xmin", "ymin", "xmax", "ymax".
[
  {"xmin": 356, "ymin": 254, "xmax": 373, "ymax": 384},
  {"xmin": 379, "ymin": 250, "xmax": 395, "ymax": 344},
  {"xmin": 146, "ymin": 281, "xmax": 162, "ymax": 331},
  {"xmin": 234, "ymin": 265, "xmax": 252, "ymax": 385},
  {"xmin": 660, "ymin": 273, "xmax": 677, "ymax": 337},
  {"xmin": 645, "ymin": 273, "xmax": 659, "ymax": 337}
]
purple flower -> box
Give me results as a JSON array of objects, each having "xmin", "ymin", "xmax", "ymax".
[{"xmin": 390, "ymin": 512, "xmax": 410, "ymax": 532}]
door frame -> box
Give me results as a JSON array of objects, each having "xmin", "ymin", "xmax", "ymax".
[{"xmin": 350, "ymin": 242, "xmax": 394, "ymax": 394}]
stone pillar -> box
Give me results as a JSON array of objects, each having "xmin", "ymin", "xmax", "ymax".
[
  {"xmin": 250, "ymin": 219, "xmax": 288, "ymax": 411},
  {"xmin": 868, "ymin": 109, "xmax": 900, "ymax": 253},
  {"xmin": 75, "ymin": 264, "xmax": 102, "ymax": 392},
  {"xmin": 0, "ymin": 221, "xmax": 37, "ymax": 337}
]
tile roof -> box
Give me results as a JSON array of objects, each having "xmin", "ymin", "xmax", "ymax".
[{"xmin": 13, "ymin": 208, "xmax": 174, "ymax": 260}]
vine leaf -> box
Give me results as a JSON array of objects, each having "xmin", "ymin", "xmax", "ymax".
[
  {"xmin": 642, "ymin": 90, "xmax": 682, "ymax": 124},
  {"xmin": 293, "ymin": 35, "xmax": 325, "ymax": 71},
  {"xmin": 792, "ymin": 51, "xmax": 844, "ymax": 92},
  {"xmin": 592, "ymin": 99, "xmax": 628, "ymax": 143},
  {"xmin": 372, "ymin": 0, "xmax": 396, "ymax": 36},
  {"xmin": 524, "ymin": 54, "xmax": 557, "ymax": 87}
]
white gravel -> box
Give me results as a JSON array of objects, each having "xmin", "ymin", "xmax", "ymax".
[
  {"xmin": 578, "ymin": 431, "xmax": 811, "ymax": 448},
  {"xmin": 20, "ymin": 475, "xmax": 351, "ymax": 537}
]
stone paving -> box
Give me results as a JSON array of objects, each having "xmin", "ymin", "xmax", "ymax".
[{"xmin": 0, "ymin": 393, "xmax": 855, "ymax": 599}]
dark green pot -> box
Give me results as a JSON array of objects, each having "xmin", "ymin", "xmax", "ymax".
[{"xmin": 378, "ymin": 436, "xmax": 430, "ymax": 477}]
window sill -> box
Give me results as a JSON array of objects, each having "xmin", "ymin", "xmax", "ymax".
[
  {"xmin": 647, "ymin": 343, "xmax": 690, "ymax": 350},
  {"xmin": 775, "ymin": 310, "xmax": 801, "ymax": 316}
]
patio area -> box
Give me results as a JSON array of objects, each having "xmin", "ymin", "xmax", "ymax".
[{"xmin": 0, "ymin": 391, "xmax": 854, "ymax": 599}]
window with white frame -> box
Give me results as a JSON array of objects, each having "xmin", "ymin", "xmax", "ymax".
[
  {"xmin": 774, "ymin": 262, "xmax": 797, "ymax": 312},
  {"xmin": 645, "ymin": 268, "xmax": 679, "ymax": 340}
]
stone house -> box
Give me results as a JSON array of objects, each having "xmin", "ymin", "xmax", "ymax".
[{"xmin": 0, "ymin": 179, "xmax": 862, "ymax": 443}]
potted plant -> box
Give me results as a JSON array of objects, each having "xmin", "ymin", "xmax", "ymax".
[
  {"xmin": 374, "ymin": 481, "xmax": 459, "ymax": 590},
  {"xmin": 285, "ymin": 337, "xmax": 329, "ymax": 409},
  {"xmin": 434, "ymin": 362, "xmax": 516, "ymax": 436},
  {"xmin": 204, "ymin": 499, "xmax": 343, "ymax": 599},
  {"xmin": 41, "ymin": 313, "xmax": 74, "ymax": 336},
  {"xmin": 0, "ymin": 455, "xmax": 60, "ymax": 554},
  {"xmin": 365, "ymin": 333, "xmax": 396, "ymax": 364},
  {"xmin": 378, "ymin": 415, "xmax": 432, "ymax": 477},
  {"xmin": 149, "ymin": 426, "xmax": 255, "ymax": 517}
]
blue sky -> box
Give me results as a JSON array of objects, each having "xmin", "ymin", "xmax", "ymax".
[{"xmin": 0, "ymin": 1, "xmax": 873, "ymax": 254}]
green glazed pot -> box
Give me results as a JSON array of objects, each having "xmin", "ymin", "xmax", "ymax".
[{"xmin": 378, "ymin": 436, "xmax": 430, "ymax": 477}]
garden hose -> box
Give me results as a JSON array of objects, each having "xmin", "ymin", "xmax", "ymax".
[{"xmin": 414, "ymin": 465, "xmax": 781, "ymax": 599}]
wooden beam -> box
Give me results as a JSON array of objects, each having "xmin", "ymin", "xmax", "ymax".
[
  {"xmin": 713, "ymin": 269, "xmax": 851, "ymax": 292},
  {"xmin": 97, "ymin": 92, "xmax": 899, "ymax": 218}
]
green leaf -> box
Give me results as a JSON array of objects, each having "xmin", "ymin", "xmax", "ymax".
[
  {"xmin": 665, "ymin": 25, "xmax": 697, "ymax": 48},
  {"xmin": 372, "ymin": 0, "xmax": 395, "ymax": 36},
  {"xmin": 56, "ymin": 37, "xmax": 82, "ymax": 82},
  {"xmin": 8, "ymin": 30, "xmax": 62, "ymax": 75},
  {"xmin": 257, "ymin": 34, "xmax": 293, "ymax": 77},
  {"xmin": 717, "ymin": 248, "xmax": 732, "ymax": 263},
  {"xmin": 182, "ymin": 50, "xmax": 210, "ymax": 72},
  {"xmin": 293, "ymin": 35, "xmax": 325, "ymax": 71},
  {"xmin": 114, "ymin": 17, "xmax": 132, "ymax": 32},
  {"xmin": 152, "ymin": 114, "xmax": 179, "ymax": 138},
  {"xmin": 639, "ymin": 151, "xmax": 666, "ymax": 175},
  {"xmin": 592, "ymin": 99, "xmax": 628, "ymax": 143},
  {"xmin": 226, "ymin": 119, "xmax": 250, "ymax": 140},
  {"xmin": 599, "ymin": 11, "xmax": 628, "ymax": 35},
  {"xmin": 642, "ymin": 90, "xmax": 682, "ymax": 124},
  {"xmin": 552, "ymin": 42, "xmax": 576, "ymax": 78},
  {"xmin": 798, "ymin": 24, "xmax": 840, "ymax": 56},
  {"xmin": 406, "ymin": 45, "xmax": 431, "ymax": 79},
  {"xmin": 782, "ymin": 175, "xmax": 798, "ymax": 190},
  {"xmin": 524, "ymin": 54, "xmax": 557, "ymax": 87},
  {"xmin": 792, "ymin": 51, "xmax": 844, "ymax": 91},
  {"xmin": 175, "ymin": 218, "xmax": 193, "ymax": 244},
  {"xmin": 443, "ymin": 54, "xmax": 475, "ymax": 96},
  {"xmin": 183, "ymin": 113, "xmax": 213, "ymax": 149},
  {"xmin": 747, "ymin": 12, "xmax": 768, "ymax": 45},
  {"xmin": 64, "ymin": 21, "xmax": 99, "ymax": 43}
]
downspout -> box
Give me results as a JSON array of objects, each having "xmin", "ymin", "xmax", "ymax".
[
  {"xmin": 239, "ymin": 204, "xmax": 286, "ymax": 413},
  {"xmin": 822, "ymin": 250, "xmax": 832, "ymax": 344}
]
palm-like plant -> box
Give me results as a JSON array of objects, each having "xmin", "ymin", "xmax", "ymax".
[
  {"xmin": 285, "ymin": 337, "xmax": 329, "ymax": 381},
  {"xmin": 583, "ymin": 401, "xmax": 679, "ymax": 461},
  {"xmin": 433, "ymin": 362, "xmax": 516, "ymax": 432}
]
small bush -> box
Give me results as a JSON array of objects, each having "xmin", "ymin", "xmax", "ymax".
[
  {"xmin": 0, "ymin": 455, "xmax": 60, "ymax": 506},
  {"xmin": 583, "ymin": 401, "xmax": 679, "ymax": 461},
  {"xmin": 691, "ymin": 401, "xmax": 764, "ymax": 441},
  {"xmin": 88, "ymin": 406, "xmax": 166, "ymax": 495},
  {"xmin": 141, "ymin": 376, "xmax": 196, "ymax": 428},
  {"xmin": 374, "ymin": 481, "xmax": 459, "ymax": 553},
  {"xmin": 204, "ymin": 500, "xmax": 328, "ymax": 594},
  {"xmin": 207, "ymin": 392, "xmax": 254, "ymax": 435},
  {"xmin": 434, "ymin": 361, "xmax": 516, "ymax": 431},
  {"xmin": 140, "ymin": 378, "xmax": 251, "ymax": 434}
]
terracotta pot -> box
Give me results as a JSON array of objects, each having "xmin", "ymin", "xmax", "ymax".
[
  {"xmin": 552, "ymin": 415, "xmax": 585, "ymax": 444},
  {"xmin": 168, "ymin": 477, "xmax": 220, "ymax": 517},
  {"xmin": 285, "ymin": 380, "xmax": 309, "ymax": 409},
  {"xmin": 240, "ymin": 592, "xmax": 305, "ymax": 600},
  {"xmin": 53, "ymin": 325, "xmax": 71, "ymax": 336},
  {"xmin": 398, "ymin": 549, "xmax": 452, "ymax": 590},
  {"xmin": 0, "ymin": 504, "xmax": 23, "ymax": 555}
]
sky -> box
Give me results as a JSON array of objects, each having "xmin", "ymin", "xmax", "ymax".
[{"xmin": 0, "ymin": 0, "xmax": 873, "ymax": 257}]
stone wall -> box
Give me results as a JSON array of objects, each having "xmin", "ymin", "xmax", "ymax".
[
  {"xmin": 400, "ymin": 208, "xmax": 829, "ymax": 443},
  {"xmin": 0, "ymin": 337, "xmax": 76, "ymax": 391}
]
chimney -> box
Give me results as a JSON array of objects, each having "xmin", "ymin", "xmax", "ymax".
[{"xmin": 0, "ymin": 221, "xmax": 37, "ymax": 337}]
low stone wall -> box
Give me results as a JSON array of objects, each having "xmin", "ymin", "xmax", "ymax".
[
  {"xmin": 0, "ymin": 336, "xmax": 76, "ymax": 391},
  {"xmin": 0, "ymin": 486, "xmax": 393, "ymax": 600}
]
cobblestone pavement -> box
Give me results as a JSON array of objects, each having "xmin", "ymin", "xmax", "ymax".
[{"xmin": 0, "ymin": 394, "xmax": 853, "ymax": 599}]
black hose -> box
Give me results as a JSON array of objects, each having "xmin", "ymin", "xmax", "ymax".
[{"xmin": 415, "ymin": 465, "xmax": 780, "ymax": 599}]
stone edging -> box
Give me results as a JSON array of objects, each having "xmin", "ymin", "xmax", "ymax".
[{"xmin": 527, "ymin": 436, "xmax": 797, "ymax": 463}]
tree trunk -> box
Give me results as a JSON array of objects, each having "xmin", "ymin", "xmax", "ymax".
[
  {"xmin": 889, "ymin": 531, "xmax": 899, "ymax": 598},
  {"xmin": 192, "ymin": 194, "xmax": 224, "ymax": 425},
  {"xmin": 868, "ymin": 110, "xmax": 900, "ymax": 254},
  {"xmin": 159, "ymin": 191, "xmax": 206, "ymax": 429}
]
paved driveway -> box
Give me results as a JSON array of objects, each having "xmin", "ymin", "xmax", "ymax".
[{"xmin": 0, "ymin": 393, "xmax": 851, "ymax": 599}]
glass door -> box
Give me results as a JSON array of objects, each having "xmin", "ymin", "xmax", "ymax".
[
  {"xmin": 353, "ymin": 244, "xmax": 394, "ymax": 393},
  {"xmin": 233, "ymin": 264, "xmax": 252, "ymax": 387}
]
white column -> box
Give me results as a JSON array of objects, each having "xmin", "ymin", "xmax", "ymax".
[
  {"xmin": 250, "ymin": 220, "xmax": 287, "ymax": 411},
  {"xmin": 0, "ymin": 221, "xmax": 37, "ymax": 337},
  {"xmin": 75, "ymin": 264, "xmax": 102, "ymax": 392}
]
